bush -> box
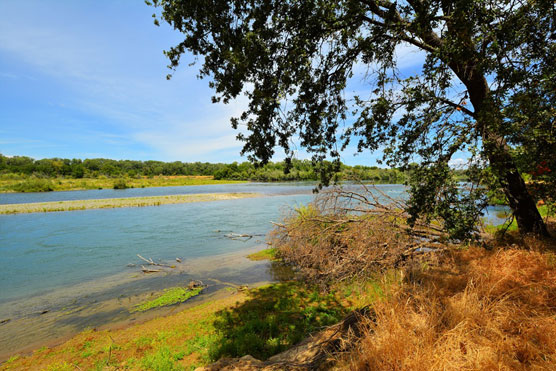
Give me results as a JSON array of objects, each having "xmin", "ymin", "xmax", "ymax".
[
  {"xmin": 113, "ymin": 179, "xmax": 129, "ymax": 189},
  {"xmin": 9, "ymin": 177, "xmax": 54, "ymax": 192}
]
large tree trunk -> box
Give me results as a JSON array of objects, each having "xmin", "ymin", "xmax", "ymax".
[
  {"xmin": 484, "ymin": 132, "xmax": 549, "ymax": 236},
  {"xmin": 463, "ymin": 73, "xmax": 549, "ymax": 236},
  {"xmin": 410, "ymin": 3, "xmax": 549, "ymax": 236}
]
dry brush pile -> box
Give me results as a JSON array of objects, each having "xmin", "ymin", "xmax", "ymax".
[
  {"xmin": 269, "ymin": 186, "xmax": 556, "ymax": 369},
  {"xmin": 270, "ymin": 185, "xmax": 447, "ymax": 286}
]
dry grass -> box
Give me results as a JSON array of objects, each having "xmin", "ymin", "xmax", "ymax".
[
  {"xmin": 0, "ymin": 193, "xmax": 260, "ymax": 214},
  {"xmin": 267, "ymin": 188, "xmax": 556, "ymax": 369},
  {"xmin": 340, "ymin": 244, "xmax": 556, "ymax": 370}
]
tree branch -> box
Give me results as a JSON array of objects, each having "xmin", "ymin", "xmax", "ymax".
[
  {"xmin": 361, "ymin": 16, "xmax": 437, "ymax": 53},
  {"xmin": 435, "ymin": 97, "xmax": 476, "ymax": 118}
]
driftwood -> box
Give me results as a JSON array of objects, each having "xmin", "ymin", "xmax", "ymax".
[
  {"xmin": 137, "ymin": 254, "xmax": 162, "ymax": 266},
  {"xmin": 141, "ymin": 265, "xmax": 162, "ymax": 273},
  {"xmin": 137, "ymin": 254, "xmax": 173, "ymax": 268},
  {"xmin": 224, "ymin": 232, "xmax": 265, "ymax": 241}
]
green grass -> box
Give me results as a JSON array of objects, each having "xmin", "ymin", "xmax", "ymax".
[
  {"xmin": 246, "ymin": 248, "xmax": 277, "ymax": 261},
  {"xmin": 0, "ymin": 175, "xmax": 246, "ymax": 193},
  {"xmin": 207, "ymin": 282, "xmax": 347, "ymax": 361},
  {"xmin": 485, "ymin": 204, "xmax": 553, "ymax": 234},
  {"xmin": 131, "ymin": 287, "xmax": 203, "ymax": 313},
  {"xmin": 2, "ymin": 279, "xmax": 389, "ymax": 370},
  {"xmin": 140, "ymin": 347, "xmax": 184, "ymax": 371}
]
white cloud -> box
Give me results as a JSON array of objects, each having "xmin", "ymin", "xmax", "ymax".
[
  {"xmin": 0, "ymin": 4, "xmax": 250, "ymax": 161},
  {"xmin": 448, "ymin": 158, "xmax": 468, "ymax": 169}
]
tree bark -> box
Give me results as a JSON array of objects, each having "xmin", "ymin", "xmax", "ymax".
[
  {"xmin": 462, "ymin": 72, "xmax": 549, "ymax": 236},
  {"xmin": 484, "ymin": 132, "xmax": 549, "ymax": 236}
]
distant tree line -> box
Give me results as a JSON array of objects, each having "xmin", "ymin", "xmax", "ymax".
[{"xmin": 0, "ymin": 154, "xmax": 414, "ymax": 183}]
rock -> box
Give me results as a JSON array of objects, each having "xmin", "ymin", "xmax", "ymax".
[{"xmin": 188, "ymin": 280, "xmax": 204, "ymax": 289}]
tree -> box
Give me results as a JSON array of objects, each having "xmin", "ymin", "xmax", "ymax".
[{"xmin": 150, "ymin": 0, "xmax": 555, "ymax": 237}]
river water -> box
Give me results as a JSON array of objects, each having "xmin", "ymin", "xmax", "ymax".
[{"xmin": 0, "ymin": 182, "xmax": 506, "ymax": 359}]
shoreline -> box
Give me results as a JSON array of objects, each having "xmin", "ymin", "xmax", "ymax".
[
  {"xmin": 0, "ymin": 192, "xmax": 261, "ymax": 214},
  {"xmin": 0, "ymin": 287, "xmax": 252, "ymax": 369},
  {"xmin": 0, "ymin": 245, "xmax": 278, "ymax": 362}
]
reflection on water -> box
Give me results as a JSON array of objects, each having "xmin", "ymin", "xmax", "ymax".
[{"xmin": 267, "ymin": 261, "xmax": 296, "ymax": 282}]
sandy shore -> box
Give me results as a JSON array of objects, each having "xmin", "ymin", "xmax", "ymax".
[{"xmin": 0, "ymin": 192, "xmax": 260, "ymax": 214}]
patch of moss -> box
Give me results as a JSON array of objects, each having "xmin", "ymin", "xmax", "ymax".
[
  {"xmin": 246, "ymin": 248, "xmax": 277, "ymax": 261},
  {"xmin": 131, "ymin": 287, "xmax": 202, "ymax": 313}
]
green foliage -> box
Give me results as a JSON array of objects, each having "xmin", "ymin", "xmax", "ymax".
[
  {"xmin": 141, "ymin": 347, "xmax": 184, "ymax": 371},
  {"xmin": 112, "ymin": 179, "xmax": 129, "ymax": 190},
  {"xmin": 151, "ymin": 0, "xmax": 555, "ymax": 235},
  {"xmin": 0, "ymin": 154, "xmax": 405, "ymax": 183},
  {"xmin": 407, "ymin": 164, "xmax": 487, "ymax": 241},
  {"xmin": 208, "ymin": 282, "xmax": 346, "ymax": 361},
  {"xmin": 8, "ymin": 177, "xmax": 54, "ymax": 192},
  {"xmin": 131, "ymin": 287, "xmax": 202, "ymax": 312}
]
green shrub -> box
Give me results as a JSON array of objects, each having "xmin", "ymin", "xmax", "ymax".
[
  {"xmin": 9, "ymin": 177, "xmax": 54, "ymax": 192},
  {"xmin": 113, "ymin": 179, "xmax": 129, "ymax": 189}
]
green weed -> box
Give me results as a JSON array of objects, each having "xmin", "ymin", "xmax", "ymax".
[
  {"xmin": 141, "ymin": 347, "xmax": 184, "ymax": 370},
  {"xmin": 131, "ymin": 287, "xmax": 202, "ymax": 312},
  {"xmin": 246, "ymin": 248, "xmax": 277, "ymax": 261}
]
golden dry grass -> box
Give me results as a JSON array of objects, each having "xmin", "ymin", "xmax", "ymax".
[{"xmin": 342, "ymin": 244, "xmax": 556, "ymax": 370}]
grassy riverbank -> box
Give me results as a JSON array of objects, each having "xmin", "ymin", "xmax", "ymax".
[
  {"xmin": 484, "ymin": 204, "xmax": 553, "ymax": 234},
  {"xmin": 0, "ymin": 175, "xmax": 246, "ymax": 193},
  {"xmin": 2, "ymin": 197, "xmax": 554, "ymax": 370},
  {"xmin": 0, "ymin": 279, "xmax": 365, "ymax": 370},
  {"xmin": 2, "ymin": 230, "xmax": 555, "ymax": 370},
  {"xmin": 0, "ymin": 193, "xmax": 260, "ymax": 214}
]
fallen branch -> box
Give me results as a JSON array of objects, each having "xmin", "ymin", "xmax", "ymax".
[
  {"xmin": 224, "ymin": 232, "xmax": 264, "ymax": 241},
  {"xmin": 137, "ymin": 254, "xmax": 171, "ymax": 267},
  {"xmin": 141, "ymin": 265, "xmax": 162, "ymax": 273}
]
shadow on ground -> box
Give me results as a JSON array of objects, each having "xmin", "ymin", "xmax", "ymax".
[{"xmin": 208, "ymin": 281, "xmax": 347, "ymax": 361}]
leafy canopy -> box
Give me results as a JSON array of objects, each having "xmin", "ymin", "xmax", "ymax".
[{"xmin": 150, "ymin": 0, "xmax": 556, "ymax": 239}]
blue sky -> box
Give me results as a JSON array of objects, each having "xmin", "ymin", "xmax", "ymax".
[{"xmin": 0, "ymin": 1, "xmax": 466, "ymax": 166}]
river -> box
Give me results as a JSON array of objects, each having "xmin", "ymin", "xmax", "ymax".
[{"xmin": 0, "ymin": 182, "xmax": 506, "ymax": 359}]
